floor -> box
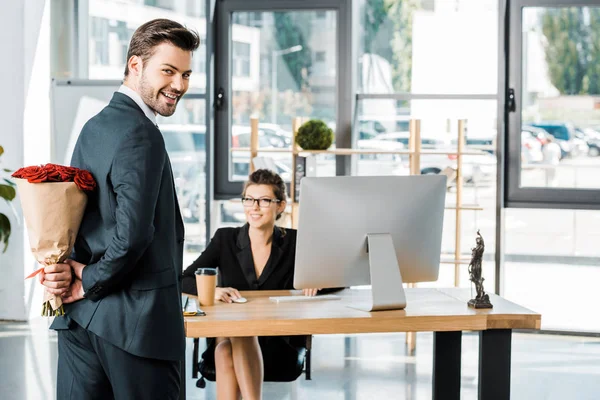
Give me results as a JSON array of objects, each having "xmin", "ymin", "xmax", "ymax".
[{"xmin": 1, "ymin": 318, "xmax": 599, "ymax": 400}]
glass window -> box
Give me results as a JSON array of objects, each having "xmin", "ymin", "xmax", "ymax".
[
  {"xmin": 157, "ymin": 99, "xmax": 208, "ymax": 262},
  {"xmin": 194, "ymin": 37, "xmax": 206, "ymax": 76},
  {"xmin": 187, "ymin": 0, "xmax": 205, "ymax": 17},
  {"xmin": 355, "ymin": 99, "xmax": 498, "ymax": 289},
  {"xmin": 357, "ymin": 0, "xmax": 498, "ymax": 94},
  {"xmin": 232, "ymin": 41, "xmax": 251, "ymax": 77},
  {"xmin": 227, "ymin": 10, "xmax": 338, "ymax": 182},
  {"xmin": 252, "ymin": 12, "xmax": 263, "ymax": 25},
  {"xmin": 90, "ymin": 17, "xmax": 109, "ymax": 65},
  {"xmin": 87, "ymin": 0, "xmax": 207, "ymax": 92},
  {"xmin": 504, "ymin": 208, "xmax": 600, "ymax": 333},
  {"xmin": 519, "ymin": 6, "xmax": 600, "ymax": 190},
  {"xmin": 144, "ymin": 0, "xmax": 175, "ymax": 10}
]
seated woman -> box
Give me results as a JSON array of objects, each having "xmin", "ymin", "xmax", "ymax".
[{"xmin": 182, "ymin": 169, "xmax": 316, "ymax": 400}]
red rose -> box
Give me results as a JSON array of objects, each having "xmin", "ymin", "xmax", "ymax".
[
  {"xmin": 11, "ymin": 167, "xmax": 26, "ymax": 179},
  {"xmin": 56, "ymin": 165, "xmax": 77, "ymax": 181},
  {"xmin": 74, "ymin": 170, "xmax": 96, "ymax": 191},
  {"xmin": 19, "ymin": 166, "xmax": 48, "ymax": 183},
  {"xmin": 43, "ymin": 164, "xmax": 62, "ymax": 182}
]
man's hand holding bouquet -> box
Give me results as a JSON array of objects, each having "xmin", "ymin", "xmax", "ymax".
[{"xmin": 12, "ymin": 163, "xmax": 96, "ymax": 316}]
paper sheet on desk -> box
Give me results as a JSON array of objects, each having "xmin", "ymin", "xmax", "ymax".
[{"xmin": 182, "ymin": 296, "xmax": 205, "ymax": 316}]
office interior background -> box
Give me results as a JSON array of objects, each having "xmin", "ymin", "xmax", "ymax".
[{"xmin": 2, "ymin": 0, "xmax": 600, "ymax": 398}]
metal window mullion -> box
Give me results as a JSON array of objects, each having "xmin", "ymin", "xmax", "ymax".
[
  {"xmin": 336, "ymin": 0, "xmax": 355, "ymax": 176},
  {"xmin": 496, "ymin": 0, "xmax": 509, "ymax": 297},
  {"xmin": 75, "ymin": 0, "xmax": 89, "ymax": 79},
  {"xmin": 204, "ymin": 0, "xmax": 216, "ymax": 246}
]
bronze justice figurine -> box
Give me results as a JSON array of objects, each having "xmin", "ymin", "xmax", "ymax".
[{"xmin": 468, "ymin": 230, "xmax": 493, "ymax": 309}]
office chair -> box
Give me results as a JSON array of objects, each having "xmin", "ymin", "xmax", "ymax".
[{"xmin": 192, "ymin": 335, "xmax": 312, "ymax": 389}]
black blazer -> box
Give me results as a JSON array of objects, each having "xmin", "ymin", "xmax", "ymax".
[
  {"xmin": 182, "ymin": 224, "xmax": 296, "ymax": 295},
  {"xmin": 50, "ymin": 92, "xmax": 186, "ymax": 362}
]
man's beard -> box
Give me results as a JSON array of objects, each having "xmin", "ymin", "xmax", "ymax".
[{"xmin": 138, "ymin": 74, "xmax": 179, "ymax": 117}]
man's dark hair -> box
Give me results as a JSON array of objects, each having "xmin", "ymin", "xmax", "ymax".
[{"xmin": 124, "ymin": 18, "xmax": 200, "ymax": 77}]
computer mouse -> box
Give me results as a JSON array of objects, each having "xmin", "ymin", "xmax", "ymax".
[{"xmin": 232, "ymin": 297, "xmax": 247, "ymax": 304}]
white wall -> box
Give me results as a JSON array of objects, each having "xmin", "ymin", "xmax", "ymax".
[
  {"xmin": 0, "ymin": 1, "xmax": 26, "ymax": 320},
  {"xmin": 0, "ymin": 0, "xmax": 49, "ymax": 321}
]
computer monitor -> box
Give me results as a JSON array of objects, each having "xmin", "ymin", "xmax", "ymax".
[{"xmin": 293, "ymin": 175, "xmax": 446, "ymax": 311}]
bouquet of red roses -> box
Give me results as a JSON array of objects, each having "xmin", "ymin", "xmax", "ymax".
[{"xmin": 12, "ymin": 163, "xmax": 96, "ymax": 316}]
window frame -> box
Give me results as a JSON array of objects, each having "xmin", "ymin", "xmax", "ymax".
[
  {"xmin": 213, "ymin": 0, "xmax": 355, "ymax": 199},
  {"xmin": 505, "ymin": 0, "xmax": 600, "ymax": 210}
]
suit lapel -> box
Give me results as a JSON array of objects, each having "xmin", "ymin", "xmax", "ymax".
[
  {"xmin": 236, "ymin": 224, "xmax": 260, "ymax": 289},
  {"xmin": 235, "ymin": 225, "xmax": 286, "ymax": 289},
  {"xmin": 164, "ymin": 152, "xmax": 185, "ymax": 237},
  {"xmin": 257, "ymin": 227, "xmax": 285, "ymax": 286}
]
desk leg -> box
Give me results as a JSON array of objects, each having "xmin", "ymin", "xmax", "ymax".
[
  {"xmin": 432, "ymin": 331, "xmax": 462, "ymax": 400},
  {"xmin": 479, "ymin": 329, "xmax": 511, "ymax": 400},
  {"xmin": 192, "ymin": 338, "xmax": 199, "ymax": 378}
]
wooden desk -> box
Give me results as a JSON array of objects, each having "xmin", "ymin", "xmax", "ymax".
[{"xmin": 183, "ymin": 288, "xmax": 540, "ymax": 400}]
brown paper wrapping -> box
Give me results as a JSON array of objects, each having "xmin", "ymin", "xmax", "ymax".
[{"xmin": 15, "ymin": 179, "xmax": 88, "ymax": 314}]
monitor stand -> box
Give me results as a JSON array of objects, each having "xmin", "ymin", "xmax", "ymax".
[{"xmin": 353, "ymin": 233, "xmax": 407, "ymax": 312}]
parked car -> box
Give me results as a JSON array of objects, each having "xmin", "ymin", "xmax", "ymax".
[
  {"xmin": 375, "ymin": 131, "xmax": 451, "ymax": 149},
  {"xmin": 358, "ymin": 119, "xmax": 389, "ymax": 139},
  {"xmin": 230, "ymin": 152, "xmax": 292, "ymax": 182},
  {"xmin": 357, "ymin": 123, "xmax": 380, "ymax": 140},
  {"xmin": 231, "ymin": 125, "xmax": 289, "ymax": 148},
  {"xmin": 572, "ymin": 136, "xmax": 590, "ymax": 157},
  {"xmin": 530, "ymin": 122, "xmax": 581, "ymax": 158},
  {"xmin": 356, "ymin": 137, "xmax": 404, "ymax": 161},
  {"xmin": 159, "ymin": 124, "xmax": 207, "ymax": 249},
  {"xmin": 575, "ymin": 127, "xmax": 600, "ymax": 157},
  {"xmin": 257, "ymin": 123, "xmax": 292, "ymax": 147},
  {"xmin": 375, "ymin": 131, "xmax": 494, "ymax": 183},
  {"xmin": 522, "ymin": 125, "xmax": 550, "ymax": 146},
  {"xmin": 358, "ymin": 116, "xmax": 411, "ymax": 136},
  {"xmin": 464, "ymin": 134, "xmax": 495, "ymax": 155}
]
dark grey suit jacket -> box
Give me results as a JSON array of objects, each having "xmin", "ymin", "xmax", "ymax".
[{"xmin": 50, "ymin": 92, "xmax": 186, "ymax": 362}]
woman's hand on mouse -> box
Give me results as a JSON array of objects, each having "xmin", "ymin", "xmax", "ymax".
[
  {"xmin": 215, "ymin": 287, "xmax": 241, "ymax": 303},
  {"xmin": 302, "ymin": 288, "xmax": 320, "ymax": 297}
]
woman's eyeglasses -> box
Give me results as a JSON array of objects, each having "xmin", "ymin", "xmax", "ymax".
[{"xmin": 241, "ymin": 197, "xmax": 281, "ymax": 208}]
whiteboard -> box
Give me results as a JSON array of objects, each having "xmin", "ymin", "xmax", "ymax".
[{"xmin": 50, "ymin": 79, "xmax": 121, "ymax": 165}]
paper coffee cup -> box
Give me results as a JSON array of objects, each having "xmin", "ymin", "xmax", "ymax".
[{"xmin": 195, "ymin": 268, "xmax": 218, "ymax": 306}]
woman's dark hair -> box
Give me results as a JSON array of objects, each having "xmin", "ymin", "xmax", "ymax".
[
  {"xmin": 124, "ymin": 19, "xmax": 200, "ymax": 77},
  {"xmin": 243, "ymin": 169, "xmax": 287, "ymax": 220}
]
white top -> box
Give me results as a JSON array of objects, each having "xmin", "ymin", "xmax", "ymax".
[
  {"xmin": 117, "ymin": 84, "xmax": 157, "ymax": 126},
  {"xmin": 543, "ymin": 142, "xmax": 561, "ymax": 165}
]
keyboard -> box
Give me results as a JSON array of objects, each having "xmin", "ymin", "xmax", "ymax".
[{"xmin": 269, "ymin": 294, "xmax": 342, "ymax": 303}]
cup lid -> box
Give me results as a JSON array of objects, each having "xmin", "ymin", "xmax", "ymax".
[{"xmin": 195, "ymin": 267, "xmax": 218, "ymax": 276}]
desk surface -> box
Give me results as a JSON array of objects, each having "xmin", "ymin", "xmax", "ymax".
[{"xmin": 184, "ymin": 288, "xmax": 541, "ymax": 338}]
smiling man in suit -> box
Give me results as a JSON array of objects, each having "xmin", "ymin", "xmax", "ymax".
[{"xmin": 40, "ymin": 19, "xmax": 199, "ymax": 399}]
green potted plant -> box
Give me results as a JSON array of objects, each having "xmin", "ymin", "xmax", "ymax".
[
  {"xmin": 0, "ymin": 146, "xmax": 16, "ymax": 252},
  {"xmin": 296, "ymin": 119, "xmax": 334, "ymax": 150}
]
